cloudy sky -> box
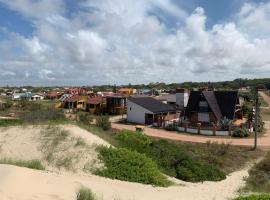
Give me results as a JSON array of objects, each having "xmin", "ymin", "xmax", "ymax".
[{"xmin": 0, "ymin": 0, "xmax": 270, "ymax": 86}]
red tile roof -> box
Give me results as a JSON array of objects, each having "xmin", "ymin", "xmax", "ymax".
[
  {"xmin": 64, "ymin": 95, "xmax": 81, "ymax": 103},
  {"xmin": 87, "ymin": 97, "xmax": 104, "ymax": 105}
]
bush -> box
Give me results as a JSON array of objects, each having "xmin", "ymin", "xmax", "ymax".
[
  {"xmin": 0, "ymin": 159, "xmax": 45, "ymax": 170},
  {"xmin": 96, "ymin": 116, "xmax": 111, "ymax": 130},
  {"xmin": 165, "ymin": 124, "xmax": 178, "ymax": 131},
  {"xmin": 115, "ymin": 130, "xmax": 151, "ymax": 154},
  {"xmin": 79, "ymin": 113, "xmax": 93, "ymax": 125},
  {"xmin": 232, "ymin": 128, "xmax": 250, "ymax": 138},
  {"xmin": 96, "ymin": 146, "xmax": 171, "ymax": 186},
  {"xmin": 77, "ymin": 187, "xmax": 96, "ymax": 200},
  {"xmin": 114, "ymin": 131, "xmax": 226, "ymax": 182},
  {"xmin": 176, "ymin": 159, "xmax": 225, "ymax": 182},
  {"xmin": 234, "ymin": 194, "xmax": 270, "ymax": 200}
]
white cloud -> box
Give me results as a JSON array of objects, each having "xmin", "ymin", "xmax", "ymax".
[{"xmin": 1, "ymin": 1, "xmax": 270, "ymax": 86}]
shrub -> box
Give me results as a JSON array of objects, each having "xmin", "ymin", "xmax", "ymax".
[
  {"xmin": 165, "ymin": 124, "xmax": 178, "ymax": 131},
  {"xmin": 176, "ymin": 159, "xmax": 225, "ymax": 182},
  {"xmin": 96, "ymin": 116, "xmax": 111, "ymax": 130},
  {"xmin": 219, "ymin": 117, "xmax": 232, "ymax": 130},
  {"xmin": 232, "ymin": 128, "xmax": 250, "ymax": 138},
  {"xmin": 234, "ymin": 194, "xmax": 270, "ymax": 200},
  {"xmin": 79, "ymin": 113, "xmax": 94, "ymax": 125},
  {"xmin": 77, "ymin": 187, "xmax": 96, "ymax": 200},
  {"xmin": 115, "ymin": 130, "xmax": 151, "ymax": 154},
  {"xmin": 0, "ymin": 159, "xmax": 45, "ymax": 170},
  {"xmin": 114, "ymin": 130, "xmax": 226, "ymax": 182},
  {"xmin": 96, "ymin": 146, "xmax": 171, "ymax": 186}
]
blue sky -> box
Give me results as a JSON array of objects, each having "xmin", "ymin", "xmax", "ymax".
[{"xmin": 0, "ymin": 0, "xmax": 270, "ymax": 86}]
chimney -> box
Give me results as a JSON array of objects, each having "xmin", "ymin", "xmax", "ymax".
[{"xmin": 176, "ymin": 88, "xmax": 189, "ymax": 110}]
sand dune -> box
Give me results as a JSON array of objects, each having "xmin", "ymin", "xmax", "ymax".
[{"xmin": 0, "ymin": 125, "xmax": 249, "ymax": 200}]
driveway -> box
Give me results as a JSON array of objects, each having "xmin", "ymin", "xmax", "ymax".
[{"xmin": 112, "ymin": 92, "xmax": 270, "ymax": 148}]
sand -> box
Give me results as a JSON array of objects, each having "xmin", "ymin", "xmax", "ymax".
[{"xmin": 0, "ymin": 125, "xmax": 250, "ymax": 200}]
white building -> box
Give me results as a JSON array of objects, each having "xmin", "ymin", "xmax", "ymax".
[
  {"xmin": 176, "ymin": 89, "xmax": 189, "ymax": 109},
  {"xmin": 127, "ymin": 97, "xmax": 179, "ymax": 126}
]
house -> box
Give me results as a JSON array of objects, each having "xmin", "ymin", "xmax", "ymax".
[
  {"xmin": 31, "ymin": 94, "xmax": 45, "ymax": 101},
  {"xmin": 118, "ymin": 88, "xmax": 134, "ymax": 95},
  {"xmin": 127, "ymin": 97, "xmax": 179, "ymax": 127},
  {"xmin": 184, "ymin": 91, "xmax": 242, "ymax": 126},
  {"xmin": 106, "ymin": 94, "xmax": 127, "ymax": 115},
  {"xmin": 86, "ymin": 96, "xmax": 106, "ymax": 114},
  {"xmin": 46, "ymin": 91, "xmax": 63, "ymax": 100},
  {"xmin": 64, "ymin": 95, "xmax": 88, "ymax": 110},
  {"xmin": 12, "ymin": 92, "xmax": 32, "ymax": 101},
  {"xmin": 64, "ymin": 88, "xmax": 87, "ymax": 95}
]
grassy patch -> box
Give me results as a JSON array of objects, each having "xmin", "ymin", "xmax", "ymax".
[
  {"xmin": 234, "ymin": 194, "xmax": 270, "ymax": 200},
  {"xmin": 0, "ymin": 159, "xmax": 45, "ymax": 170},
  {"xmin": 77, "ymin": 187, "xmax": 97, "ymax": 200},
  {"xmin": 0, "ymin": 119, "xmax": 23, "ymax": 127},
  {"xmin": 96, "ymin": 146, "xmax": 171, "ymax": 186},
  {"xmin": 114, "ymin": 130, "xmax": 261, "ymax": 182},
  {"xmin": 78, "ymin": 123, "xmax": 118, "ymax": 146},
  {"xmin": 243, "ymin": 152, "xmax": 270, "ymax": 193},
  {"xmin": 40, "ymin": 126, "xmax": 70, "ymax": 165}
]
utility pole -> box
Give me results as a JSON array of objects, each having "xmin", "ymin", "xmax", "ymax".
[{"xmin": 254, "ymin": 88, "xmax": 259, "ymax": 150}]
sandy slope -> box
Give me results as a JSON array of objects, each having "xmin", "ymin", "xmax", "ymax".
[
  {"xmin": 0, "ymin": 125, "xmax": 250, "ymax": 200},
  {"xmin": 0, "ymin": 163, "xmax": 250, "ymax": 200}
]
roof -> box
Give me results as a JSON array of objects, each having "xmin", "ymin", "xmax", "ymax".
[
  {"xmin": 156, "ymin": 94, "xmax": 176, "ymax": 103},
  {"xmin": 87, "ymin": 97, "xmax": 104, "ymax": 105},
  {"xmin": 64, "ymin": 95, "xmax": 81, "ymax": 103},
  {"xmin": 185, "ymin": 91, "xmax": 239, "ymax": 120},
  {"xmin": 203, "ymin": 91, "xmax": 222, "ymax": 120},
  {"xmin": 128, "ymin": 97, "xmax": 176, "ymax": 113}
]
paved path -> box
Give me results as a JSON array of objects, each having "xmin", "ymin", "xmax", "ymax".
[{"xmin": 112, "ymin": 92, "xmax": 270, "ymax": 148}]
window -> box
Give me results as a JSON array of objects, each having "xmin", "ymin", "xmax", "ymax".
[
  {"xmin": 198, "ymin": 113, "xmax": 210, "ymax": 122},
  {"xmin": 199, "ymin": 101, "xmax": 208, "ymax": 112},
  {"xmin": 130, "ymin": 107, "xmax": 132, "ymax": 111}
]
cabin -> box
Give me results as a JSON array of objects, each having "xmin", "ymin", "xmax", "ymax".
[
  {"xmin": 184, "ymin": 91, "xmax": 242, "ymax": 126},
  {"xmin": 127, "ymin": 97, "xmax": 179, "ymax": 127},
  {"xmin": 106, "ymin": 94, "xmax": 127, "ymax": 115},
  {"xmin": 64, "ymin": 95, "xmax": 88, "ymax": 110},
  {"xmin": 86, "ymin": 97, "xmax": 106, "ymax": 114}
]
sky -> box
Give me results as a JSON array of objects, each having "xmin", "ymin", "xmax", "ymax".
[{"xmin": 0, "ymin": 0, "xmax": 270, "ymax": 86}]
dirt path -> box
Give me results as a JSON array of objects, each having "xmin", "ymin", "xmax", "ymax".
[{"xmin": 113, "ymin": 92, "xmax": 270, "ymax": 148}]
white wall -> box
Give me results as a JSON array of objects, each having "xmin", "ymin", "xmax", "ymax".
[
  {"xmin": 127, "ymin": 100, "xmax": 153, "ymax": 124},
  {"xmin": 176, "ymin": 93, "xmax": 189, "ymax": 108}
]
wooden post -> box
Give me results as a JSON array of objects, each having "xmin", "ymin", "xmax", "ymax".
[
  {"xmin": 197, "ymin": 123, "xmax": 201, "ymax": 135},
  {"xmin": 228, "ymin": 125, "xmax": 232, "ymax": 136},
  {"xmin": 184, "ymin": 122, "xmax": 188, "ymax": 133},
  {"xmin": 213, "ymin": 124, "xmax": 216, "ymax": 136}
]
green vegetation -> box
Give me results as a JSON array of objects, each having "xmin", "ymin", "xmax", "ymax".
[
  {"xmin": 234, "ymin": 194, "xmax": 270, "ymax": 200},
  {"xmin": 244, "ymin": 153, "xmax": 270, "ymax": 193},
  {"xmin": 79, "ymin": 113, "xmax": 94, "ymax": 125},
  {"xmin": 0, "ymin": 119, "xmax": 23, "ymax": 127},
  {"xmin": 96, "ymin": 115, "xmax": 111, "ymax": 130},
  {"xmin": 96, "ymin": 146, "xmax": 171, "ymax": 186},
  {"xmin": 115, "ymin": 131, "xmax": 237, "ymax": 182},
  {"xmin": 19, "ymin": 108, "xmax": 66, "ymax": 124},
  {"xmin": 77, "ymin": 187, "xmax": 97, "ymax": 200},
  {"xmin": 0, "ymin": 159, "xmax": 45, "ymax": 170},
  {"xmin": 232, "ymin": 128, "xmax": 250, "ymax": 138}
]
